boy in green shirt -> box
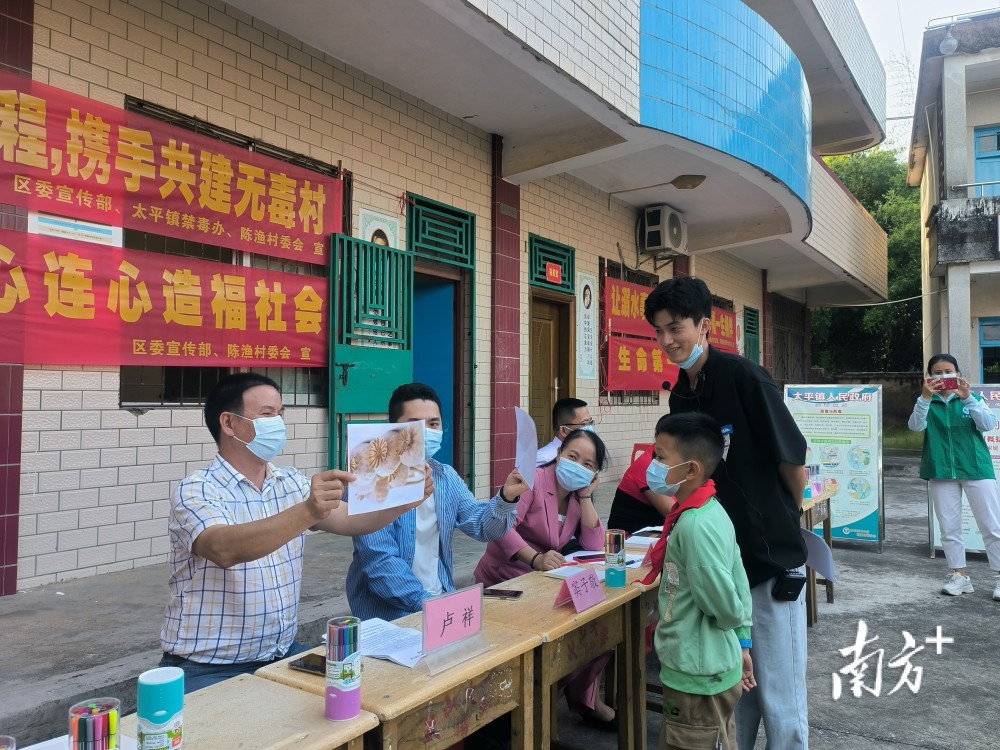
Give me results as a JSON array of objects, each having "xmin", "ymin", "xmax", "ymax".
[{"xmin": 645, "ymin": 412, "xmax": 755, "ymax": 749}]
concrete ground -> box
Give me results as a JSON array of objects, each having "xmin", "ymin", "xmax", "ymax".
[{"xmin": 2, "ymin": 450, "xmax": 998, "ymax": 748}]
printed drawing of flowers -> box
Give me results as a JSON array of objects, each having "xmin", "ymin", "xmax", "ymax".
[{"xmin": 349, "ymin": 424, "xmax": 426, "ymax": 505}]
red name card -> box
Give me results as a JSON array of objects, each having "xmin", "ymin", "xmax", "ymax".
[
  {"xmin": 422, "ymin": 584, "xmax": 484, "ymax": 653},
  {"xmin": 553, "ymin": 568, "xmax": 606, "ymax": 613}
]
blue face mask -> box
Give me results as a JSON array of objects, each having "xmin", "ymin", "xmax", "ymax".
[
  {"xmin": 676, "ymin": 343, "xmax": 704, "ymax": 370},
  {"xmin": 646, "ymin": 458, "xmax": 691, "ymax": 496},
  {"xmin": 232, "ymin": 414, "xmax": 286, "ymax": 462},
  {"xmin": 555, "ymin": 457, "xmax": 596, "ymax": 492},
  {"xmin": 424, "ymin": 428, "xmax": 444, "ymax": 459},
  {"xmin": 583, "ymin": 424, "xmax": 596, "ymax": 433}
]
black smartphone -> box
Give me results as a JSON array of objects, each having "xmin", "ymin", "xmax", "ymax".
[
  {"xmin": 289, "ymin": 653, "xmax": 326, "ymax": 676},
  {"xmin": 484, "ymin": 588, "xmax": 523, "ymax": 599},
  {"xmin": 573, "ymin": 553, "xmax": 605, "ymax": 562}
]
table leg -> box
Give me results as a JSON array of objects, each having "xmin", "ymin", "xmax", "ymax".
[
  {"xmin": 615, "ymin": 603, "xmax": 635, "ymax": 750},
  {"xmin": 511, "ymin": 650, "xmax": 533, "ymax": 750},
  {"xmin": 823, "ymin": 512, "xmax": 835, "ymax": 603}
]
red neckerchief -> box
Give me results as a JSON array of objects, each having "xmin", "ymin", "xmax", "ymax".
[{"xmin": 638, "ymin": 479, "xmax": 716, "ymax": 586}]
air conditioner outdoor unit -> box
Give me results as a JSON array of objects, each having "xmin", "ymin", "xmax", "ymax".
[{"xmin": 642, "ymin": 204, "xmax": 688, "ymax": 255}]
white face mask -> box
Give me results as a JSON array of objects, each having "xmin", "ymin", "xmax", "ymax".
[{"xmin": 231, "ymin": 413, "xmax": 287, "ymax": 462}]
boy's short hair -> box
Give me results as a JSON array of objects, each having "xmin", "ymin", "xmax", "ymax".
[
  {"xmin": 654, "ymin": 412, "xmax": 724, "ymax": 477},
  {"xmin": 643, "ymin": 276, "xmax": 713, "ymax": 326},
  {"xmin": 204, "ymin": 372, "xmax": 281, "ymax": 445},
  {"xmin": 388, "ymin": 382, "xmax": 442, "ymax": 422}
]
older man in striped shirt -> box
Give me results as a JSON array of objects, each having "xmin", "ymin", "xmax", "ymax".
[{"xmin": 159, "ymin": 373, "xmax": 429, "ymax": 692}]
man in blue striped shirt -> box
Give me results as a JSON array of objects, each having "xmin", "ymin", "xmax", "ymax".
[
  {"xmin": 347, "ymin": 383, "xmax": 528, "ymax": 621},
  {"xmin": 160, "ymin": 373, "xmax": 430, "ymax": 692}
]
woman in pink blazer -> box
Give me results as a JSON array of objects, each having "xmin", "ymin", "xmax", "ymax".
[{"xmin": 474, "ymin": 429, "xmax": 616, "ymax": 728}]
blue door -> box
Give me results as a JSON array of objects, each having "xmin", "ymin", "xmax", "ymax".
[{"xmin": 413, "ymin": 274, "xmax": 456, "ymax": 466}]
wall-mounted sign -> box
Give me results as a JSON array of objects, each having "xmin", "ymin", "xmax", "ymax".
[
  {"xmin": 0, "ymin": 71, "xmax": 342, "ymax": 264},
  {"xmin": 0, "ymin": 230, "xmax": 327, "ymax": 367}
]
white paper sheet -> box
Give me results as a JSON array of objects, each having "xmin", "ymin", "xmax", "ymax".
[
  {"xmin": 624, "ymin": 526, "xmax": 663, "ymax": 547},
  {"xmin": 346, "ymin": 422, "xmax": 427, "ymax": 515},
  {"xmin": 800, "ymin": 527, "xmax": 836, "ymax": 582},
  {"xmin": 359, "ymin": 617, "xmax": 424, "ymax": 669},
  {"xmin": 514, "ymin": 407, "xmax": 538, "ymax": 489},
  {"xmin": 542, "ymin": 565, "xmax": 607, "ymax": 581}
]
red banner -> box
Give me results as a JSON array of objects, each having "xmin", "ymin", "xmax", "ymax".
[
  {"xmin": 606, "ymin": 335, "xmax": 679, "ymax": 391},
  {"xmin": 0, "ymin": 72, "xmax": 341, "ymax": 265},
  {"xmin": 709, "ymin": 306, "xmax": 738, "ymax": 354},
  {"xmin": 0, "ymin": 230, "xmax": 327, "ymax": 367},
  {"xmin": 604, "ymin": 277, "xmax": 655, "ymax": 338}
]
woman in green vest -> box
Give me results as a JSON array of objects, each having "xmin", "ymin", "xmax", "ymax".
[{"xmin": 908, "ymin": 354, "xmax": 1000, "ymax": 601}]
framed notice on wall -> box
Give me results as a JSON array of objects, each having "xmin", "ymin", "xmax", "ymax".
[
  {"xmin": 357, "ymin": 208, "xmax": 401, "ymax": 249},
  {"xmin": 577, "ymin": 272, "xmax": 597, "ymax": 380},
  {"xmin": 784, "ymin": 385, "xmax": 884, "ymax": 549}
]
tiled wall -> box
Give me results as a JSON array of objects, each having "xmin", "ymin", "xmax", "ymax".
[
  {"xmin": 17, "ymin": 365, "xmax": 331, "ymax": 587},
  {"xmin": 811, "ymin": 0, "xmax": 886, "ymax": 132},
  {"xmin": 465, "ymin": 0, "xmax": 641, "ymax": 120},
  {"xmin": 809, "ymin": 156, "xmax": 888, "ymax": 298},
  {"xmin": 24, "ymin": 0, "xmax": 497, "ymax": 587},
  {"xmin": 639, "ymin": 0, "xmax": 812, "ymax": 206}
]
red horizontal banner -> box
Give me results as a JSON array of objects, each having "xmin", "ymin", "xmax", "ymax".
[
  {"xmin": 0, "ymin": 230, "xmax": 327, "ymax": 367},
  {"xmin": 0, "ymin": 72, "xmax": 340, "ymax": 264},
  {"xmin": 709, "ymin": 306, "xmax": 737, "ymax": 354},
  {"xmin": 604, "ymin": 277, "xmax": 655, "ymax": 338},
  {"xmin": 606, "ymin": 335, "xmax": 679, "ymax": 391}
]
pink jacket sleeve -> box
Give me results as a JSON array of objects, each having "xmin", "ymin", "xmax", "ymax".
[
  {"xmin": 494, "ymin": 478, "xmax": 538, "ymax": 560},
  {"xmin": 577, "ymin": 512, "xmax": 606, "ymax": 551}
]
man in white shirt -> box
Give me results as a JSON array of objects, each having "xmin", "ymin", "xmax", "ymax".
[{"xmin": 536, "ymin": 398, "xmax": 595, "ymax": 466}]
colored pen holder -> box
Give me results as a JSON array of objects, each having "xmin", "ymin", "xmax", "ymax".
[
  {"xmin": 68, "ymin": 697, "xmax": 119, "ymax": 750},
  {"xmin": 605, "ymin": 529, "xmax": 627, "ymax": 588},
  {"xmin": 326, "ymin": 616, "xmax": 361, "ymax": 721}
]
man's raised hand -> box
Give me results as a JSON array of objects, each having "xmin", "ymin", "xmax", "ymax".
[{"xmin": 307, "ymin": 469, "xmax": 356, "ymax": 521}]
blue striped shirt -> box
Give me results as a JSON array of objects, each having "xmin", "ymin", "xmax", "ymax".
[
  {"xmin": 346, "ymin": 459, "xmax": 517, "ymax": 621},
  {"xmin": 161, "ymin": 455, "xmax": 308, "ymax": 664}
]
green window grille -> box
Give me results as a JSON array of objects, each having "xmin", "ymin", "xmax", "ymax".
[
  {"xmin": 407, "ymin": 194, "xmax": 476, "ymax": 268},
  {"xmin": 334, "ymin": 234, "xmax": 413, "ymax": 348},
  {"xmin": 744, "ymin": 306, "xmax": 760, "ymax": 363},
  {"xmin": 529, "ymin": 234, "xmax": 575, "ymax": 294}
]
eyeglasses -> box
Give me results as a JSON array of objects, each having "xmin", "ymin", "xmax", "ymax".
[{"xmin": 562, "ymin": 420, "xmax": 595, "ymax": 429}]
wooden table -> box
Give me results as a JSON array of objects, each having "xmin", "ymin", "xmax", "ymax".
[
  {"xmin": 480, "ymin": 569, "xmax": 642, "ymax": 750},
  {"xmin": 802, "ymin": 489, "xmax": 835, "ymax": 626},
  {"xmin": 256, "ymin": 618, "xmax": 541, "ymax": 750},
  {"xmin": 119, "ymin": 674, "xmax": 378, "ymax": 750}
]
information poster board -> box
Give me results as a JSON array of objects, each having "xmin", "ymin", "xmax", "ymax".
[
  {"xmin": 576, "ymin": 272, "xmax": 598, "ymax": 380},
  {"xmin": 784, "ymin": 385, "xmax": 884, "ymax": 547},
  {"xmin": 928, "ymin": 386, "xmax": 1000, "ymax": 557}
]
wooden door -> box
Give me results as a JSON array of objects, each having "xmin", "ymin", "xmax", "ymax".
[{"xmin": 529, "ymin": 297, "xmax": 572, "ymax": 446}]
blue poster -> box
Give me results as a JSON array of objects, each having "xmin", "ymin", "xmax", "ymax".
[{"xmin": 784, "ymin": 385, "xmax": 883, "ymax": 545}]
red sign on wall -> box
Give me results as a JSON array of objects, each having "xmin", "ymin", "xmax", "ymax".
[
  {"xmin": 709, "ymin": 306, "xmax": 738, "ymax": 354},
  {"xmin": 604, "ymin": 277, "xmax": 654, "ymax": 338},
  {"xmin": 0, "ymin": 230, "xmax": 327, "ymax": 367},
  {"xmin": 545, "ymin": 261, "xmax": 562, "ymax": 285},
  {"xmin": 606, "ymin": 335, "xmax": 679, "ymax": 392},
  {"xmin": 0, "ymin": 72, "xmax": 341, "ymax": 265}
]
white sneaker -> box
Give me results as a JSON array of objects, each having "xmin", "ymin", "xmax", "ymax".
[
  {"xmin": 993, "ymin": 579, "xmax": 1000, "ymax": 602},
  {"xmin": 942, "ymin": 572, "xmax": 974, "ymax": 596}
]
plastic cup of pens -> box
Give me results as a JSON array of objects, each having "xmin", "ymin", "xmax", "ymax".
[
  {"xmin": 605, "ymin": 529, "xmax": 627, "ymax": 588},
  {"xmin": 326, "ymin": 616, "xmax": 362, "ymax": 721},
  {"xmin": 68, "ymin": 697, "xmax": 119, "ymax": 750}
]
